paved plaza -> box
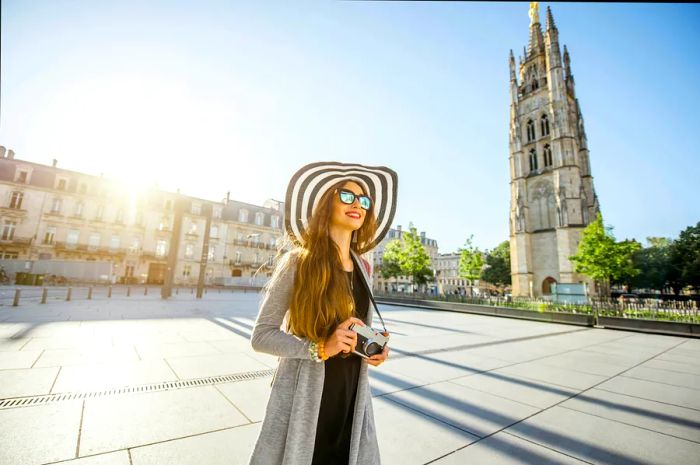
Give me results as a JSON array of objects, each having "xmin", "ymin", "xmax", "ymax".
[{"xmin": 1, "ymin": 289, "xmax": 699, "ymax": 465}]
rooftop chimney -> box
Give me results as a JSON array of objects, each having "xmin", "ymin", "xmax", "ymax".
[
  {"xmin": 52, "ymin": 159, "xmax": 58, "ymax": 167},
  {"xmin": 0, "ymin": 146, "xmax": 6, "ymax": 158},
  {"xmin": 7, "ymin": 149, "xmax": 15, "ymax": 159}
]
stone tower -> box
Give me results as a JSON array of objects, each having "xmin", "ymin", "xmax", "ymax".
[{"xmin": 508, "ymin": 3, "xmax": 600, "ymax": 298}]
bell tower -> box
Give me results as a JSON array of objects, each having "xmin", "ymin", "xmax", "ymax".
[{"xmin": 508, "ymin": 3, "xmax": 600, "ymax": 297}]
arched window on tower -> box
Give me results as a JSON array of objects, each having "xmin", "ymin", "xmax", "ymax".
[
  {"xmin": 543, "ymin": 144, "xmax": 553, "ymax": 167},
  {"xmin": 526, "ymin": 120, "xmax": 535, "ymax": 142},
  {"xmin": 540, "ymin": 114, "xmax": 550, "ymax": 136},
  {"xmin": 529, "ymin": 149, "xmax": 538, "ymax": 172}
]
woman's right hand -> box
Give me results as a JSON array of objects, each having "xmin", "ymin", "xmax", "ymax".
[{"xmin": 323, "ymin": 317, "xmax": 366, "ymax": 357}]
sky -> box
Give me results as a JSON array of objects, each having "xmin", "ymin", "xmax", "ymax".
[{"xmin": 1, "ymin": 1, "xmax": 699, "ymax": 253}]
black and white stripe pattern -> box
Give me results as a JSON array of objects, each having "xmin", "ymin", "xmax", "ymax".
[{"xmin": 285, "ymin": 162, "xmax": 398, "ymax": 251}]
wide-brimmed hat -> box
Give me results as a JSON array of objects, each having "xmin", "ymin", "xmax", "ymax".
[{"xmin": 284, "ymin": 161, "xmax": 398, "ymax": 251}]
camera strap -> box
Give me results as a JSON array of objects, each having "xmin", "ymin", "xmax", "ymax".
[{"xmin": 368, "ymin": 291, "xmax": 388, "ymax": 334}]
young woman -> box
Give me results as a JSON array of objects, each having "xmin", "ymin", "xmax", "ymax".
[{"xmin": 248, "ymin": 162, "xmax": 398, "ymax": 465}]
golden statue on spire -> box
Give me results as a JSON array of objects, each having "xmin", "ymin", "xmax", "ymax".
[{"xmin": 529, "ymin": 2, "xmax": 540, "ymax": 25}]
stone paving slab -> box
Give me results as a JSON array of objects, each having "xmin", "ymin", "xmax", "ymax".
[
  {"xmin": 506, "ymin": 405, "xmax": 700, "ymax": 465},
  {"xmin": 1, "ymin": 294, "xmax": 699, "ymax": 465},
  {"xmin": 79, "ymin": 385, "xmax": 249, "ymax": 456},
  {"xmin": 383, "ymin": 380, "xmax": 540, "ymax": 437},
  {"xmin": 0, "ymin": 400, "xmax": 83, "ymax": 465},
  {"xmin": 431, "ymin": 431, "xmax": 590, "ymax": 464},
  {"xmin": 559, "ymin": 388, "xmax": 700, "ymax": 443}
]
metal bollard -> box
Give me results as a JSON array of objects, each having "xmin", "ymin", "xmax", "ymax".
[
  {"xmin": 108, "ymin": 286, "xmax": 112, "ymax": 298},
  {"xmin": 13, "ymin": 288, "xmax": 21, "ymax": 307},
  {"xmin": 191, "ymin": 287, "xmax": 194, "ymax": 294},
  {"xmin": 66, "ymin": 287, "xmax": 72, "ymax": 301},
  {"xmin": 176, "ymin": 287, "xmax": 179, "ymax": 295},
  {"xmin": 218, "ymin": 288, "xmax": 221, "ymax": 294},
  {"xmin": 127, "ymin": 287, "xmax": 131, "ymax": 297},
  {"xmin": 41, "ymin": 287, "xmax": 48, "ymax": 304},
  {"xmin": 88, "ymin": 287, "xmax": 93, "ymax": 300},
  {"xmin": 144, "ymin": 286, "xmax": 148, "ymax": 296}
]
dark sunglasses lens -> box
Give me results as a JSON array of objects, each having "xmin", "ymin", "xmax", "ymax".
[
  {"xmin": 339, "ymin": 191, "xmax": 355, "ymax": 204},
  {"xmin": 359, "ymin": 196, "xmax": 371, "ymax": 210}
]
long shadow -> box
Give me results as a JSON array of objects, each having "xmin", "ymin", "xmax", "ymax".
[
  {"xmin": 207, "ymin": 317, "xmax": 252, "ymax": 340},
  {"xmin": 381, "ymin": 316, "xmax": 479, "ymax": 334},
  {"xmin": 373, "ymin": 350, "xmax": 700, "ymax": 432},
  {"xmin": 371, "ymin": 370, "xmax": 674, "ymax": 465},
  {"xmin": 388, "ymin": 327, "xmax": 588, "ymax": 359}
]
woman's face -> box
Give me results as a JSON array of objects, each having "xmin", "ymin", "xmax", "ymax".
[{"xmin": 329, "ymin": 181, "xmax": 369, "ymax": 232}]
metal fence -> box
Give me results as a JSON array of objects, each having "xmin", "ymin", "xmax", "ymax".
[
  {"xmin": 374, "ymin": 291, "xmax": 700, "ymax": 324},
  {"xmin": 0, "ymin": 284, "xmax": 264, "ymax": 307}
]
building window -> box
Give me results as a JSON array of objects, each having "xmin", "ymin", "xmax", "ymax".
[
  {"xmin": 271, "ymin": 215, "xmax": 280, "ymax": 228},
  {"xmin": 541, "ymin": 114, "xmax": 550, "ymax": 136},
  {"xmin": 213, "ymin": 207, "xmax": 221, "ymax": 219},
  {"xmin": 185, "ymin": 243, "xmax": 194, "ymax": 259},
  {"xmin": 129, "ymin": 238, "xmax": 141, "ymax": 254},
  {"xmin": 238, "ymin": 209, "xmax": 248, "ymax": 223},
  {"xmin": 529, "ymin": 149, "xmax": 538, "ymax": 171},
  {"xmin": 255, "ymin": 212, "xmax": 264, "ymax": 226},
  {"xmin": 16, "ymin": 170, "xmax": 29, "ymax": 183},
  {"xmin": 75, "ymin": 202, "xmax": 84, "ymax": 217},
  {"xmin": 159, "ymin": 217, "xmax": 170, "ymax": 231},
  {"xmin": 269, "ymin": 237, "xmax": 276, "ymax": 248},
  {"xmin": 110, "ymin": 235, "xmax": 120, "ymax": 250},
  {"xmin": 234, "ymin": 251, "xmax": 241, "ymax": 264},
  {"xmin": 191, "ymin": 203, "xmax": 201, "ymax": 215},
  {"xmin": 210, "ymin": 225, "xmax": 219, "ymax": 238},
  {"xmin": 543, "ymin": 144, "xmax": 553, "ymax": 167},
  {"xmin": 155, "ymin": 240, "xmax": 168, "ymax": 257},
  {"xmin": 88, "ymin": 233, "xmax": 100, "ymax": 249},
  {"xmin": 96, "ymin": 204, "xmax": 104, "ymax": 220},
  {"xmin": 9, "ymin": 192, "xmax": 23, "ymax": 209},
  {"xmin": 526, "ymin": 119, "xmax": 535, "ymax": 142},
  {"xmin": 183, "ymin": 264, "xmax": 192, "ymax": 276},
  {"xmin": 254, "ymin": 252, "xmax": 260, "ymax": 264},
  {"xmin": 1, "ymin": 220, "xmax": 17, "ymax": 240},
  {"xmin": 208, "ymin": 245, "xmax": 215, "ymax": 261},
  {"xmin": 67, "ymin": 229, "xmax": 79, "ymax": 245},
  {"xmin": 56, "ymin": 178, "xmax": 67, "ymax": 191},
  {"xmin": 188, "ymin": 222, "xmax": 197, "ymax": 235},
  {"xmin": 43, "ymin": 226, "xmax": 57, "ymax": 245},
  {"xmin": 267, "ymin": 255, "xmax": 274, "ymax": 266},
  {"xmin": 51, "ymin": 198, "xmax": 62, "ymax": 213}
]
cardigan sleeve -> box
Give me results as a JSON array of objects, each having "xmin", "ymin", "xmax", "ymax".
[{"xmin": 250, "ymin": 255, "xmax": 312, "ymax": 360}]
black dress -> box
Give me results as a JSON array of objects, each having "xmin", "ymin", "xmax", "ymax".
[{"xmin": 311, "ymin": 268, "xmax": 369, "ymax": 465}]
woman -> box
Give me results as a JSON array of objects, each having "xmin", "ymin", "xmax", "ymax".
[{"xmin": 248, "ymin": 162, "xmax": 398, "ymax": 465}]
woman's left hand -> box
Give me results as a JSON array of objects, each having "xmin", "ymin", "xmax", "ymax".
[{"xmin": 366, "ymin": 341, "xmax": 390, "ymax": 367}]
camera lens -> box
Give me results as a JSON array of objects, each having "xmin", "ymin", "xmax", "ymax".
[{"xmin": 365, "ymin": 341, "xmax": 382, "ymax": 356}]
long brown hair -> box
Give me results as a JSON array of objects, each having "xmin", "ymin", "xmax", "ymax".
[{"xmin": 266, "ymin": 179, "xmax": 378, "ymax": 343}]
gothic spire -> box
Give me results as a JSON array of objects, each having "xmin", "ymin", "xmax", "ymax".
[
  {"xmin": 527, "ymin": 2, "xmax": 545, "ymax": 57},
  {"xmin": 546, "ymin": 6, "xmax": 557, "ymax": 32}
]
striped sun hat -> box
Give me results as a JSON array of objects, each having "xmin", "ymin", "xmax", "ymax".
[{"xmin": 284, "ymin": 161, "xmax": 398, "ymax": 251}]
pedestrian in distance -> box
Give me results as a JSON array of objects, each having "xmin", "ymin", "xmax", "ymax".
[{"xmin": 248, "ymin": 162, "xmax": 398, "ymax": 465}]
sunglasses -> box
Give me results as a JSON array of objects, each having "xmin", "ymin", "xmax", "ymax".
[{"xmin": 337, "ymin": 189, "xmax": 372, "ymax": 210}]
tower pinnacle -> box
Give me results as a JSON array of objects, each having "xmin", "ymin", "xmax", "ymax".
[{"xmin": 546, "ymin": 6, "xmax": 557, "ymax": 31}]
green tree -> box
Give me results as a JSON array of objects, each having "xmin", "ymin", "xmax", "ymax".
[
  {"xmin": 569, "ymin": 212, "xmax": 641, "ymax": 297},
  {"xmin": 481, "ymin": 240, "xmax": 512, "ymax": 290},
  {"xmin": 381, "ymin": 240, "xmax": 403, "ymax": 280},
  {"xmin": 459, "ymin": 235, "xmax": 484, "ymax": 296},
  {"xmin": 628, "ymin": 237, "xmax": 672, "ymax": 293},
  {"xmin": 669, "ymin": 222, "xmax": 700, "ymax": 293},
  {"xmin": 381, "ymin": 224, "xmax": 433, "ymax": 291}
]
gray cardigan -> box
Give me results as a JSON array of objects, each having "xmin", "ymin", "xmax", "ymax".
[{"xmin": 247, "ymin": 249, "xmax": 382, "ymax": 465}]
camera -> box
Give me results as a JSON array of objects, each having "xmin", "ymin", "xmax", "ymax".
[{"xmin": 348, "ymin": 323, "xmax": 389, "ymax": 358}]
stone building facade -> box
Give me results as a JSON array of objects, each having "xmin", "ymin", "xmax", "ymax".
[
  {"xmin": 369, "ymin": 224, "xmax": 439, "ymax": 293},
  {"xmin": 0, "ymin": 147, "xmax": 284, "ymax": 285},
  {"xmin": 508, "ymin": 4, "xmax": 600, "ymax": 298}
]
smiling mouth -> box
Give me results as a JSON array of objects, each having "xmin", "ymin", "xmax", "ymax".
[{"xmin": 345, "ymin": 212, "xmax": 361, "ymax": 219}]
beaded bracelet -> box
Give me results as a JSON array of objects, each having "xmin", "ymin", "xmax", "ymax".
[
  {"xmin": 318, "ymin": 341, "xmax": 328, "ymax": 361},
  {"xmin": 308, "ymin": 341, "xmax": 323, "ymax": 362}
]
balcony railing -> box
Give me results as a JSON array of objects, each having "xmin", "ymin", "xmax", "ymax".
[{"xmin": 0, "ymin": 236, "xmax": 33, "ymax": 245}]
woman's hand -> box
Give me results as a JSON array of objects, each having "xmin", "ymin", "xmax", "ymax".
[
  {"xmin": 366, "ymin": 332, "xmax": 390, "ymax": 367},
  {"xmin": 323, "ymin": 317, "xmax": 366, "ymax": 358}
]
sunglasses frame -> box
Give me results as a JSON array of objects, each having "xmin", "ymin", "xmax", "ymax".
[{"xmin": 336, "ymin": 189, "xmax": 372, "ymax": 210}]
